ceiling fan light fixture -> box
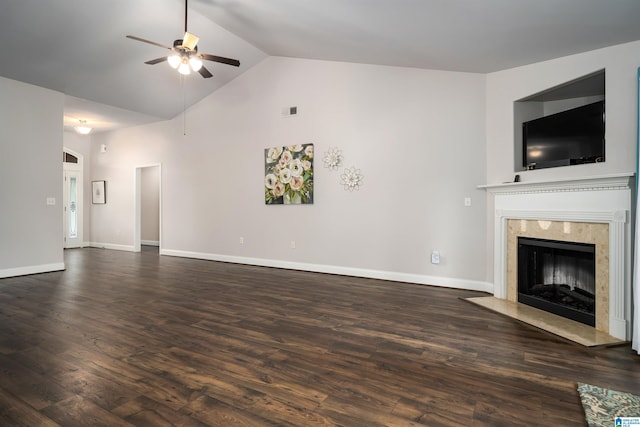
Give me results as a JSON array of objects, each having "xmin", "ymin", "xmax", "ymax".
[
  {"xmin": 178, "ymin": 62, "xmax": 191, "ymax": 75},
  {"xmin": 189, "ymin": 56, "xmax": 202, "ymax": 71},
  {"xmin": 167, "ymin": 54, "xmax": 181, "ymax": 69},
  {"xmin": 126, "ymin": 0, "xmax": 239, "ymax": 79}
]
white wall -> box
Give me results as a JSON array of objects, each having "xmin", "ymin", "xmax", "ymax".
[
  {"xmin": 0, "ymin": 77, "xmax": 64, "ymax": 277},
  {"xmin": 90, "ymin": 57, "xmax": 490, "ymax": 290},
  {"xmin": 485, "ymin": 40, "xmax": 640, "ymax": 282},
  {"xmin": 5, "ymin": 41, "xmax": 637, "ymax": 290}
]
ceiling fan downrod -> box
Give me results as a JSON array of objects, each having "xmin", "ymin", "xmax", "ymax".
[{"xmin": 184, "ymin": 0, "xmax": 188, "ymax": 33}]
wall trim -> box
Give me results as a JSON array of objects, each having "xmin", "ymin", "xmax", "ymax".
[
  {"xmin": 88, "ymin": 242, "xmax": 136, "ymax": 252},
  {"xmin": 160, "ymin": 248, "xmax": 493, "ymax": 293},
  {"xmin": 141, "ymin": 240, "xmax": 160, "ymax": 247},
  {"xmin": 0, "ymin": 262, "xmax": 65, "ymax": 279}
]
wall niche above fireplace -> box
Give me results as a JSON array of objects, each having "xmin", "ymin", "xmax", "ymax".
[{"xmin": 513, "ymin": 69, "xmax": 605, "ymax": 171}]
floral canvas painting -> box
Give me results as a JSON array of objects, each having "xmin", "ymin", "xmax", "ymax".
[{"xmin": 265, "ymin": 144, "xmax": 314, "ymax": 204}]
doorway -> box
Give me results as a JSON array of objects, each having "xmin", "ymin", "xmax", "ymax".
[
  {"xmin": 63, "ymin": 149, "xmax": 83, "ymax": 248},
  {"xmin": 134, "ymin": 165, "xmax": 161, "ymax": 252}
]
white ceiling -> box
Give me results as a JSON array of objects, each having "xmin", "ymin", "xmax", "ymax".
[{"xmin": 2, "ymin": 0, "xmax": 640, "ymax": 133}]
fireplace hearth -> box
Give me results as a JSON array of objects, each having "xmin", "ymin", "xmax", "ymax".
[{"xmin": 518, "ymin": 237, "xmax": 595, "ymax": 326}]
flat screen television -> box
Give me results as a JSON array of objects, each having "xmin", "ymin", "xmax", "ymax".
[{"xmin": 522, "ymin": 100, "xmax": 605, "ymax": 169}]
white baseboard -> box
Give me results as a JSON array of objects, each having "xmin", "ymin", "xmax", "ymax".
[
  {"xmin": 160, "ymin": 249, "xmax": 494, "ymax": 293},
  {"xmin": 0, "ymin": 262, "xmax": 65, "ymax": 279},
  {"xmin": 141, "ymin": 240, "xmax": 160, "ymax": 247},
  {"xmin": 88, "ymin": 242, "xmax": 136, "ymax": 252}
]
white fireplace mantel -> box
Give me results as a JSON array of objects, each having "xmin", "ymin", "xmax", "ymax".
[
  {"xmin": 479, "ymin": 173, "xmax": 634, "ymax": 195},
  {"xmin": 480, "ymin": 172, "xmax": 634, "ymax": 340}
]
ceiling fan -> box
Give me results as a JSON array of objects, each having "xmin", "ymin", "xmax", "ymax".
[{"xmin": 126, "ymin": 0, "xmax": 240, "ymax": 78}]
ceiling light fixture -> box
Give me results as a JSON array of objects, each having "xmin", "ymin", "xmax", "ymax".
[
  {"xmin": 178, "ymin": 57, "xmax": 191, "ymax": 75},
  {"xmin": 126, "ymin": 0, "xmax": 240, "ymax": 80},
  {"xmin": 167, "ymin": 39, "xmax": 204, "ymax": 76},
  {"xmin": 167, "ymin": 54, "xmax": 181, "ymax": 68},
  {"xmin": 74, "ymin": 120, "xmax": 92, "ymax": 135},
  {"xmin": 189, "ymin": 56, "xmax": 202, "ymax": 72}
]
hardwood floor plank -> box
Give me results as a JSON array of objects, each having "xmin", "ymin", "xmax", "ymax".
[
  {"xmin": 0, "ymin": 387, "xmax": 60, "ymax": 427},
  {"xmin": 41, "ymin": 395, "xmax": 135, "ymax": 427},
  {"xmin": 182, "ymin": 394, "xmax": 278, "ymax": 427},
  {"xmin": 112, "ymin": 395, "xmax": 210, "ymax": 427},
  {"xmin": 0, "ymin": 353, "xmax": 73, "ymax": 410},
  {"xmin": 0, "ymin": 247, "xmax": 637, "ymax": 425},
  {"xmin": 392, "ymin": 395, "xmax": 477, "ymax": 427}
]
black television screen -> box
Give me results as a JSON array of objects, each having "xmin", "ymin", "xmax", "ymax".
[{"xmin": 522, "ymin": 100, "xmax": 605, "ymax": 169}]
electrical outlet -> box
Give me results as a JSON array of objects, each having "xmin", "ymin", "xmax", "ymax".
[
  {"xmin": 239, "ymin": 237, "xmax": 244, "ymax": 245},
  {"xmin": 464, "ymin": 197, "xmax": 471, "ymax": 207},
  {"xmin": 46, "ymin": 197, "xmax": 56, "ymax": 205},
  {"xmin": 431, "ymin": 250, "xmax": 440, "ymax": 264},
  {"xmin": 290, "ymin": 240, "xmax": 296, "ymax": 249}
]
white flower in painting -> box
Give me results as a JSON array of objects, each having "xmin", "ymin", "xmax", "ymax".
[
  {"xmin": 305, "ymin": 145, "xmax": 314, "ymax": 158},
  {"xmin": 290, "ymin": 176, "xmax": 304, "ymax": 191},
  {"xmin": 340, "ymin": 167, "xmax": 363, "ymax": 191},
  {"xmin": 267, "ymin": 147, "xmax": 282, "ymax": 163},
  {"xmin": 289, "ymin": 144, "xmax": 304, "ymax": 152},
  {"xmin": 265, "ymin": 174, "xmax": 278, "ymax": 189},
  {"xmin": 273, "ymin": 182, "xmax": 285, "ymax": 197},
  {"xmin": 289, "ymin": 159, "xmax": 304, "ymax": 177},
  {"xmin": 323, "ymin": 147, "xmax": 343, "ymax": 170},
  {"xmin": 279, "ymin": 167, "xmax": 292, "ymax": 184},
  {"xmin": 281, "ymin": 150, "xmax": 293, "ymax": 165}
]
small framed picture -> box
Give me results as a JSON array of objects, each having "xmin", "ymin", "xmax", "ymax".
[{"xmin": 92, "ymin": 180, "xmax": 106, "ymax": 204}]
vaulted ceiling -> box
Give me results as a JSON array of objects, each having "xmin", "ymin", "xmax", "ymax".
[{"xmin": 2, "ymin": 0, "xmax": 640, "ymax": 133}]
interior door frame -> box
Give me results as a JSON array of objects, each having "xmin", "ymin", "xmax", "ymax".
[
  {"xmin": 134, "ymin": 164, "xmax": 162, "ymax": 253},
  {"xmin": 63, "ymin": 148, "xmax": 84, "ymax": 248}
]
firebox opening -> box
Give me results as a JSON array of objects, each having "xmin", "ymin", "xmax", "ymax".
[{"xmin": 517, "ymin": 237, "xmax": 595, "ymax": 327}]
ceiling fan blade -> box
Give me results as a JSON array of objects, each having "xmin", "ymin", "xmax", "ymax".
[
  {"xmin": 144, "ymin": 57, "xmax": 168, "ymax": 65},
  {"xmin": 126, "ymin": 35, "xmax": 172, "ymax": 50},
  {"xmin": 199, "ymin": 53, "xmax": 240, "ymax": 67},
  {"xmin": 183, "ymin": 32, "xmax": 199, "ymax": 50},
  {"xmin": 198, "ymin": 65, "xmax": 213, "ymax": 78}
]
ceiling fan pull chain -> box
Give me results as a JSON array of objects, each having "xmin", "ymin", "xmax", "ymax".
[{"xmin": 182, "ymin": 74, "xmax": 187, "ymax": 136}]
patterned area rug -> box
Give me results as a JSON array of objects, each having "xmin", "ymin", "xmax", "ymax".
[{"xmin": 578, "ymin": 383, "xmax": 640, "ymax": 426}]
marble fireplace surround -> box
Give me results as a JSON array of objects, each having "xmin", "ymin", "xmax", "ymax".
[{"xmin": 482, "ymin": 173, "xmax": 633, "ymax": 341}]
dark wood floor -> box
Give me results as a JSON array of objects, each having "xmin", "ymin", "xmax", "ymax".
[{"xmin": 0, "ymin": 248, "xmax": 638, "ymax": 426}]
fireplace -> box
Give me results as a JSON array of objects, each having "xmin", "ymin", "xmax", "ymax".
[
  {"xmin": 517, "ymin": 237, "xmax": 595, "ymax": 327},
  {"xmin": 481, "ymin": 173, "xmax": 633, "ymax": 341}
]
